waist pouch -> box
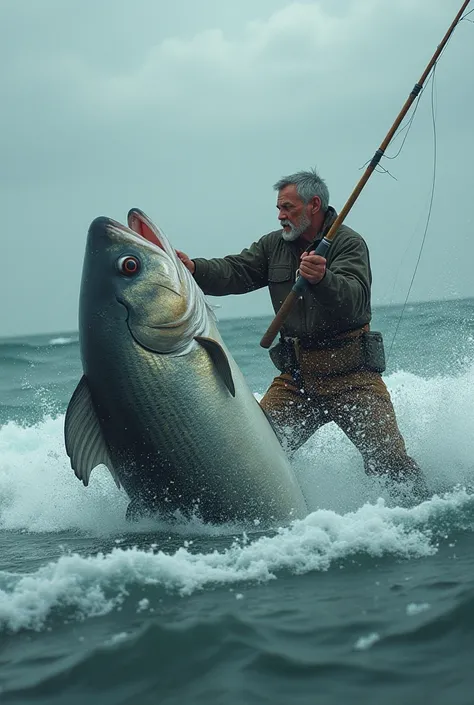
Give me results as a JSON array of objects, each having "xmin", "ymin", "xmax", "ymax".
[{"xmin": 269, "ymin": 331, "xmax": 386, "ymax": 377}]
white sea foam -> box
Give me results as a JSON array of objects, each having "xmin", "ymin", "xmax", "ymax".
[
  {"xmin": 1, "ymin": 363, "xmax": 474, "ymax": 530},
  {"xmin": 0, "ymin": 490, "xmax": 472, "ymax": 633},
  {"xmin": 0, "ymin": 417, "xmax": 127, "ymax": 534},
  {"xmin": 406, "ymin": 602, "xmax": 431, "ymax": 616},
  {"xmin": 48, "ymin": 337, "xmax": 77, "ymax": 346},
  {"xmin": 1, "ymin": 365, "xmax": 474, "ymax": 633},
  {"xmin": 291, "ymin": 362, "xmax": 474, "ymax": 513},
  {"xmin": 354, "ymin": 632, "xmax": 381, "ymax": 650}
]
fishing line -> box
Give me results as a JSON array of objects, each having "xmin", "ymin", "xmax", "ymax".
[
  {"xmin": 386, "ymin": 7, "xmax": 472, "ymax": 362},
  {"xmin": 386, "ymin": 63, "xmax": 439, "ymax": 364},
  {"xmin": 383, "ymin": 93, "xmax": 424, "ymax": 161},
  {"xmin": 260, "ymin": 0, "xmax": 472, "ymax": 350},
  {"xmin": 363, "ymin": 7, "xmax": 470, "ymax": 179},
  {"xmin": 380, "ymin": 15, "xmax": 457, "ymax": 166},
  {"xmin": 360, "ymin": 88, "xmax": 425, "ymax": 174}
]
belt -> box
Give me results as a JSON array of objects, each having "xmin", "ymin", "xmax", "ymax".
[{"xmin": 281, "ymin": 325, "xmax": 369, "ymax": 351}]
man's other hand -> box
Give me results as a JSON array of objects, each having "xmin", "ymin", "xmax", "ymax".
[{"xmin": 176, "ymin": 250, "xmax": 196, "ymax": 274}]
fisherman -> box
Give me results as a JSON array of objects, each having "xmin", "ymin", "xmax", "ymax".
[{"xmin": 177, "ymin": 168, "xmax": 428, "ymax": 498}]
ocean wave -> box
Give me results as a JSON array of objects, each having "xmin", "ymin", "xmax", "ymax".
[
  {"xmin": 47, "ymin": 337, "xmax": 78, "ymax": 346},
  {"xmin": 0, "ymin": 336, "xmax": 78, "ymax": 354},
  {"xmin": 0, "ymin": 355, "xmax": 36, "ymax": 368},
  {"xmin": 1, "ymin": 491, "xmax": 473, "ymax": 634},
  {"xmin": 2, "ymin": 357, "xmax": 474, "ymax": 533},
  {"xmin": 1, "ymin": 363, "xmax": 474, "ymax": 637}
]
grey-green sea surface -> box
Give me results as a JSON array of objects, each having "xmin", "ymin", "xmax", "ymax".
[{"xmin": 1, "ymin": 298, "xmax": 474, "ymax": 705}]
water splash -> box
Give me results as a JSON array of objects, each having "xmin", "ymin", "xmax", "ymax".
[
  {"xmin": 1, "ymin": 490, "xmax": 473, "ymax": 634},
  {"xmin": 1, "ymin": 363, "xmax": 474, "ymax": 532}
]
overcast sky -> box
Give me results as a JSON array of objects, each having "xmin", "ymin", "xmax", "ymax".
[{"xmin": 1, "ymin": 0, "xmax": 473, "ymax": 337}]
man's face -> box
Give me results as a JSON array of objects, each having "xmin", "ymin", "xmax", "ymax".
[{"xmin": 277, "ymin": 185, "xmax": 311, "ymax": 242}]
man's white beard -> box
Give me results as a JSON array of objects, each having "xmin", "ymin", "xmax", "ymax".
[{"xmin": 281, "ymin": 212, "xmax": 311, "ymax": 242}]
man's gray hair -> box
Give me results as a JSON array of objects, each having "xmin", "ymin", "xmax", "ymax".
[{"xmin": 273, "ymin": 168, "xmax": 330, "ymax": 211}]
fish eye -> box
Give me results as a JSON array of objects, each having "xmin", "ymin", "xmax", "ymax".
[{"xmin": 117, "ymin": 255, "xmax": 141, "ymax": 277}]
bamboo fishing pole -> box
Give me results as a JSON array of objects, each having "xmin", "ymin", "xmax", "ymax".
[{"xmin": 260, "ymin": 0, "xmax": 471, "ymax": 349}]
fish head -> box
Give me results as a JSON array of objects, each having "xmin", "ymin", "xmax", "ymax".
[{"xmin": 80, "ymin": 210, "xmax": 212, "ymax": 357}]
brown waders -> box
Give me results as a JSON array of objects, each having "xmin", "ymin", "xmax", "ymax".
[{"xmin": 261, "ymin": 331, "xmax": 427, "ymax": 495}]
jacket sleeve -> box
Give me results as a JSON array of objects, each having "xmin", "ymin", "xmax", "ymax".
[
  {"xmin": 192, "ymin": 237, "xmax": 269, "ymax": 296},
  {"xmin": 306, "ymin": 235, "xmax": 371, "ymax": 321}
]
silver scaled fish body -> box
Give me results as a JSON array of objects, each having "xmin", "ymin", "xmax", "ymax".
[{"xmin": 64, "ymin": 209, "xmax": 308, "ymax": 524}]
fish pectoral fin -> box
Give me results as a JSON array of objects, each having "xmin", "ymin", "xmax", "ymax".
[
  {"xmin": 64, "ymin": 375, "xmax": 121, "ymax": 489},
  {"xmin": 194, "ymin": 336, "xmax": 236, "ymax": 397}
]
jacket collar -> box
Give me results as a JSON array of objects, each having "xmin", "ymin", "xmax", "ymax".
[{"xmin": 320, "ymin": 206, "xmax": 337, "ymax": 237}]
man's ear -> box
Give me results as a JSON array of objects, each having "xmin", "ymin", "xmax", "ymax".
[{"xmin": 311, "ymin": 196, "xmax": 322, "ymax": 214}]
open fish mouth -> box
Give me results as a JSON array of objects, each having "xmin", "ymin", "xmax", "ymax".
[
  {"xmin": 102, "ymin": 218, "xmax": 165, "ymax": 257},
  {"xmin": 86, "ymin": 208, "xmax": 212, "ymax": 356},
  {"xmin": 90, "ymin": 209, "xmax": 180, "ymax": 266},
  {"xmin": 127, "ymin": 209, "xmax": 165, "ymax": 250},
  {"xmin": 127, "ymin": 208, "xmax": 181, "ymax": 265}
]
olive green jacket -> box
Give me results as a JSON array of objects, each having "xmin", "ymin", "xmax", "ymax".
[{"xmin": 193, "ymin": 207, "xmax": 372, "ymax": 342}]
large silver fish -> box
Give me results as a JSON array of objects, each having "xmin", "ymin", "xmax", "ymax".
[{"xmin": 64, "ymin": 209, "xmax": 308, "ymax": 524}]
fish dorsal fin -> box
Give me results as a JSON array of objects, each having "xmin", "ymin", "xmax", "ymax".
[
  {"xmin": 194, "ymin": 336, "xmax": 236, "ymax": 397},
  {"xmin": 64, "ymin": 376, "xmax": 121, "ymax": 489}
]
